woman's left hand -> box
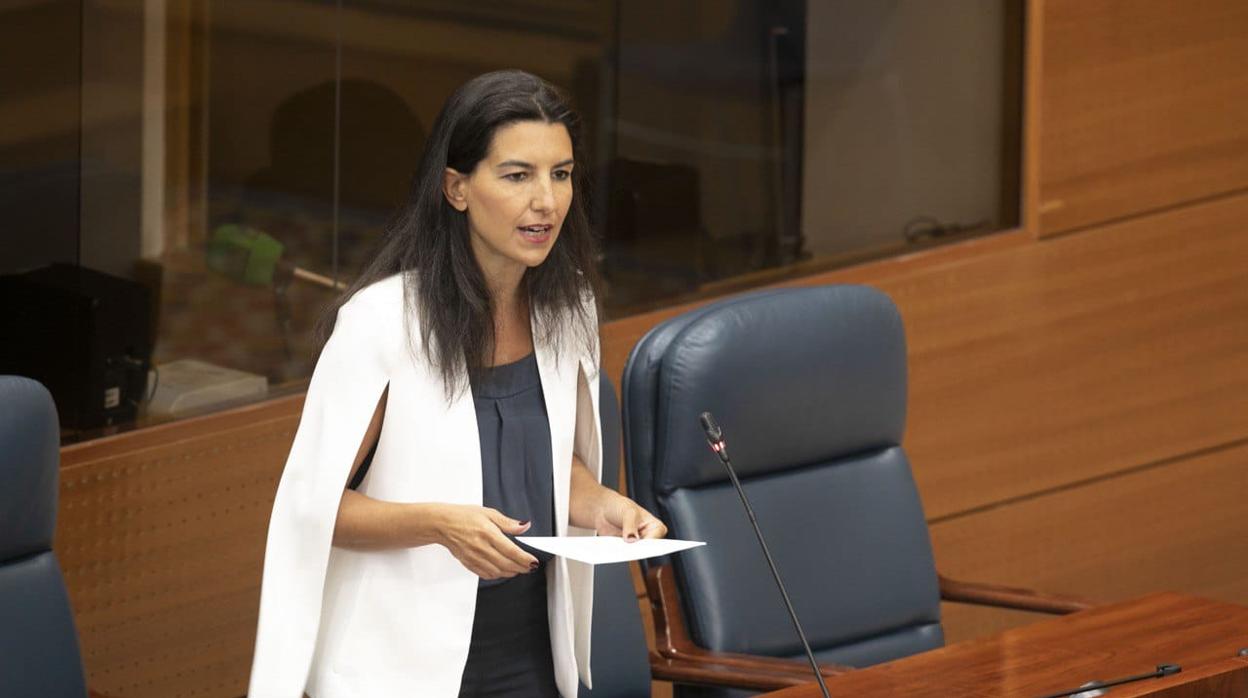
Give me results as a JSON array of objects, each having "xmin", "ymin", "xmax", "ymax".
[
  {"xmin": 593, "ymin": 494, "xmax": 667, "ymax": 542},
  {"xmin": 569, "ymin": 455, "xmax": 667, "ymax": 541}
]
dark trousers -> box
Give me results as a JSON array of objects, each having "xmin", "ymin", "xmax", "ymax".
[{"xmin": 458, "ymin": 565, "xmax": 560, "ymax": 697}]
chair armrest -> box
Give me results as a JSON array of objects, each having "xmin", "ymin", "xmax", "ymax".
[
  {"xmin": 938, "ymin": 574, "xmax": 1098, "ymax": 615},
  {"xmin": 645, "ymin": 564, "xmax": 850, "ymax": 690},
  {"xmin": 650, "ymin": 652, "xmax": 841, "ymax": 691}
]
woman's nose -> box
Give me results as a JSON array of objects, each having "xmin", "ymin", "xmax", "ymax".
[{"xmin": 530, "ymin": 179, "xmax": 556, "ymax": 212}]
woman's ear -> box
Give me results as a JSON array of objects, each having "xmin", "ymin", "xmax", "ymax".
[{"xmin": 443, "ymin": 168, "xmax": 468, "ymax": 212}]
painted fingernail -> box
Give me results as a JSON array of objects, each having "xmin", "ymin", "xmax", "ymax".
[
  {"xmin": 626, "ymin": 533, "xmax": 638, "ymax": 542},
  {"xmin": 529, "ymin": 562, "xmax": 539, "ymax": 571},
  {"xmin": 519, "ymin": 520, "xmax": 531, "ymax": 526}
]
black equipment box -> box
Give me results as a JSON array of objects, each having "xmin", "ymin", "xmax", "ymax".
[{"xmin": 0, "ymin": 263, "xmax": 152, "ymax": 430}]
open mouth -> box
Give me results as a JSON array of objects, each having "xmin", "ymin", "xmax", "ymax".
[{"xmin": 517, "ymin": 224, "xmax": 553, "ymax": 243}]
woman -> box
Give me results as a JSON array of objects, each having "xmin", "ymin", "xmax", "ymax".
[{"xmin": 248, "ymin": 70, "xmax": 666, "ymax": 698}]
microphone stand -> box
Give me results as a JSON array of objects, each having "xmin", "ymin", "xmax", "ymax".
[{"xmin": 699, "ymin": 412, "xmax": 832, "ymax": 698}]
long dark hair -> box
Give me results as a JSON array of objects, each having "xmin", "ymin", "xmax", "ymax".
[{"xmin": 316, "ymin": 70, "xmax": 601, "ymax": 398}]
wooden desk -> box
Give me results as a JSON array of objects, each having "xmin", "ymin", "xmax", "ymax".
[{"xmin": 765, "ymin": 593, "xmax": 1248, "ymax": 697}]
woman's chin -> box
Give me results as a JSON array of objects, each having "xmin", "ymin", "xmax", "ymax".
[
  {"xmin": 514, "ymin": 238, "xmax": 557, "ymax": 267},
  {"xmin": 522, "ymin": 251, "xmax": 554, "ymax": 268}
]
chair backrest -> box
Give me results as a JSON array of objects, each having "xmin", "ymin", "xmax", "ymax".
[
  {"xmin": 621, "ymin": 286, "xmax": 943, "ymax": 670},
  {"xmin": 579, "ymin": 373, "xmax": 651, "ymax": 697},
  {"xmin": 0, "ymin": 376, "xmax": 88, "ymax": 698}
]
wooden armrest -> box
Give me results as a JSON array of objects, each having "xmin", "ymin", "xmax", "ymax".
[
  {"xmin": 645, "ymin": 564, "xmax": 851, "ymax": 690},
  {"xmin": 939, "ymin": 574, "xmax": 1098, "ymax": 615},
  {"xmin": 651, "ymin": 651, "xmax": 842, "ymax": 691}
]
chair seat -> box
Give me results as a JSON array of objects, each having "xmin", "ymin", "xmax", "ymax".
[{"xmin": 665, "ymin": 447, "xmax": 941, "ymax": 660}]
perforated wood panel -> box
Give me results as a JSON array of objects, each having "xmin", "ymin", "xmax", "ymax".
[{"xmin": 58, "ymin": 405, "xmax": 301, "ymax": 697}]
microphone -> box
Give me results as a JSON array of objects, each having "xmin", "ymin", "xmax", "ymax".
[
  {"xmin": 206, "ymin": 223, "xmax": 348, "ymax": 359},
  {"xmin": 207, "ymin": 224, "xmax": 347, "ymax": 290},
  {"xmin": 698, "ymin": 411, "xmax": 831, "ymax": 698},
  {"xmin": 1035, "ymin": 663, "xmax": 1181, "ymax": 698}
]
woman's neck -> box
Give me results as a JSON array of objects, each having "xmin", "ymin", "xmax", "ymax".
[
  {"xmin": 475, "ymin": 243, "xmax": 526, "ymax": 305},
  {"xmin": 485, "ymin": 270, "xmax": 525, "ymax": 315},
  {"xmin": 486, "ymin": 275, "xmax": 533, "ymax": 366},
  {"xmin": 475, "ymin": 248, "xmax": 533, "ymax": 363}
]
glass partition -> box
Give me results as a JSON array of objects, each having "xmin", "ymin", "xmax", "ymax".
[{"xmin": 0, "ymin": 0, "xmax": 1022, "ymax": 441}]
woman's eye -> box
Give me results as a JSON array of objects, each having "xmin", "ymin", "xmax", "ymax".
[
  {"xmin": 503, "ymin": 172, "xmax": 527, "ymax": 182},
  {"xmin": 553, "ymin": 169, "xmax": 572, "ymax": 181}
]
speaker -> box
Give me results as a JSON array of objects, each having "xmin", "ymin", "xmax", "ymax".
[{"xmin": 0, "ymin": 263, "xmax": 153, "ymax": 430}]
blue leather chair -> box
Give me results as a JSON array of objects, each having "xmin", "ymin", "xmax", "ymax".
[
  {"xmin": 0, "ymin": 376, "xmax": 91, "ymax": 698},
  {"xmin": 584, "ymin": 374, "xmax": 814, "ymax": 696},
  {"xmin": 621, "ymin": 286, "xmax": 1094, "ymax": 697}
]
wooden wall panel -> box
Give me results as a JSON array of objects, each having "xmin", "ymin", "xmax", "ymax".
[
  {"xmin": 934, "ymin": 439, "xmax": 1248, "ymax": 644},
  {"xmin": 894, "ymin": 191, "xmax": 1248, "ymax": 518},
  {"xmin": 58, "ymin": 398, "xmax": 301, "ymax": 697},
  {"xmin": 1037, "ymin": 0, "xmax": 1248, "ymax": 235},
  {"xmin": 604, "ymin": 190, "xmax": 1248, "ymax": 520}
]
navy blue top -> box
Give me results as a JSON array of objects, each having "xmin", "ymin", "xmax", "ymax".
[
  {"xmin": 346, "ymin": 352, "xmax": 555, "ymax": 587},
  {"xmin": 469, "ymin": 352, "xmax": 555, "ymax": 586}
]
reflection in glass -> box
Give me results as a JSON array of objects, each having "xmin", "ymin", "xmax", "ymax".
[
  {"xmin": 608, "ymin": 1, "xmax": 806, "ymax": 308},
  {"xmin": 0, "ymin": 0, "xmax": 1022, "ymax": 440},
  {"xmin": 801, "ymin": 0, "xmax": 1022, "ymax": 260}
]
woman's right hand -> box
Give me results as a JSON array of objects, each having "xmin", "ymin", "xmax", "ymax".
[{"xmin": 431, "ymin": 504, "xmax": 539, "ymax": 580}]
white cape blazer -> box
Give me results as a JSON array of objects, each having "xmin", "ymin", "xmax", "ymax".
[{"xmin": 247, "ymin": 274, "xmax": 602, "ymax": 697}]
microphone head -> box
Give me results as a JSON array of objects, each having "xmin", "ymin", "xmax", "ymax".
[
  {"xmin": 206, "ymin": 224, "xmax": 284, "ymax": 286},
  {"xmin": 699, "ymin": 412, "xmax": 723, "ymax": 443}
]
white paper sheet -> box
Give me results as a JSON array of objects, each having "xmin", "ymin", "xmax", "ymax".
[{"xmin": 519, "ymin": 536, "xmax": 705, "ymax": 565}]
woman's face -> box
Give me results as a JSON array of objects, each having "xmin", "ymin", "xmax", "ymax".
[{"xmin": 444, "ymin": 120, "xmax": 574, "ymax": 286}]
